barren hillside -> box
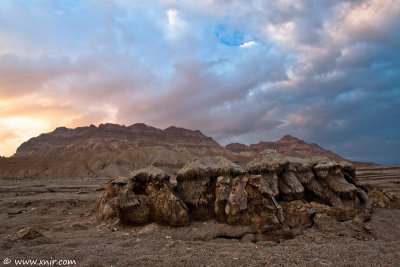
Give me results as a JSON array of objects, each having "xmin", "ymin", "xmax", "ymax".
[
  {"xmin": 0, "ymin": 124, "xmax": 377, "ymax": 180},
  {"xmin": 226, "ymin": 135, "xmax": 378, "ymax": 167}
]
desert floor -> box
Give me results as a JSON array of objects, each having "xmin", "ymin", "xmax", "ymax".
[{"xmin": 1, "ymin": 170, "xmax": 400, "ymax": 267}]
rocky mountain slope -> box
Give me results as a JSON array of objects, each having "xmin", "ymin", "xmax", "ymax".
[
  {"xmin": 226, "ymin": 135, "xmax": 378, "ymax": 167},
  {"xmin": 15, "ymin": 123, "xmax": 221, "ymax": 156},
  {"xmin": 2, "ymin": 123, "xmax": 238, "ymax": 179},
  {"xmin": 0, "ymin": 124, "xmax": 376, "ymax": 179}
]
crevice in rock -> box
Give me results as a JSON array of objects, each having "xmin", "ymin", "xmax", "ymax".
[
  {"xmin": 132, "ymin": 181, "xmax": 147, "ymax": 195},
  {"xmin": 214, "ymin": 234, "xmax": 242, "ymax": 240}
]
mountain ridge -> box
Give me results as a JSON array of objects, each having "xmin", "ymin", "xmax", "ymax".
[
  {"xmin": 0, "ymin": 123, "xmax": 377, "ymax": 180},
  {"xmin": 15, "ymin": 123, "xmax": 219, "ymax": 157},
  {"xmin": 225, "ymin": 134, "xmax": 378, "ymax": 167}
]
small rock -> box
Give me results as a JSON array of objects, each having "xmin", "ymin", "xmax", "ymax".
[
  {"xmin": 241, "ymin": 234, "xmax": 256, "ymax": 242},
  {"xmin": 8, "ymin": 227, "xmax": 43, "ymax": 241},
  {"xmin": 138, "ymin": 223, "xmax": 159, "ymax": 235},
  {"xmin": 378, "ymin": 200, "xmax": 386, "ymax": 208},
  {"xmin": 364, "ymin": 224, "xmax": 373, "ymax": 233}
]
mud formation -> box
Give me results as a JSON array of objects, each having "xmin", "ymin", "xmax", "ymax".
[{"xmin": 94, "ymin": 150, "xmax": 372, "ymax": 239}]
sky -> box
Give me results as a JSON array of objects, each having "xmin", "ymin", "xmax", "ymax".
[{"xmin": 0, "ymin": 0, "xmax": 399, "ymax": 165}]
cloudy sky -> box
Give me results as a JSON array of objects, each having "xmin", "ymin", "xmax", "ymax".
[{"xmin": 0, "ymin": 0, "xmax": 399, "ymax": 164}]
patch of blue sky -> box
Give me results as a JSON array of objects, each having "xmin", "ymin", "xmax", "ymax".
[
  {"xmin": 214, "ymin": 24, "xmax": 257, "ymax": 47},
  {"xmin": 214, "ymin": 24, "xmax": 244, "ymax": 46}
]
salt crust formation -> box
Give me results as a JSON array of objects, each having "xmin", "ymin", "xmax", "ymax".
[{"xmin": 94, "ymin": 150, "xmax": 372, "ymax": 239}]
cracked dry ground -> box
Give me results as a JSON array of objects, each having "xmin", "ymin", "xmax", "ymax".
[{"xmin": 1, "ymin": 178, "xmax": 399, "ymax": 266}]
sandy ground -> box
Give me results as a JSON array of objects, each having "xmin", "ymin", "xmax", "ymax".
[{"xmin": 1, "ymin": 177, "xmax": 400, "ymax": 267}]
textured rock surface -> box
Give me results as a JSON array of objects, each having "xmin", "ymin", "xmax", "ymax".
[
  {"xmin": 368, "ymin": 187, "xmax": 400, "ymax": 209},
  {"xmin": 94, "ymin": 150, "xmax": 373, "ymax": 239},
  {"xmin": 95, "ymin": 166, "xmax": 189, "ymax": 226}
]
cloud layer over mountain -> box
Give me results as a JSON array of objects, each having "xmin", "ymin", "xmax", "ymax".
[{"xmin": 0, "ymin": 0, "xmax": 399, "ymax": 164}]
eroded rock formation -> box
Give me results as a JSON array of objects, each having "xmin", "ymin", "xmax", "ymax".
[
  {"xmin": 95, "ymin": 166, "xmax": 189, "ymax": 226},
  {"xmin": 94, "ymin": 149, "xmax": 372, "ymax": 239}
]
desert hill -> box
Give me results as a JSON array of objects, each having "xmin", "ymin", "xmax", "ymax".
[
  {"xmin": 226, "ymin": 135, "xmax": 378, "ymax": 167},
  {"xmin": 2, "ymin": 123, "xmax": 237, "ymax": 179},
  {"xmin": 0, "ymin": 123, "xmax": 376, "ymax": 179},
  {"xmin": 15, "ymin": 123, "xmax": 221, "ymax": 156}
]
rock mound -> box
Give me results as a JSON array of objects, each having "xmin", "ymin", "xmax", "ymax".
[
  {"xmin": 93, "ymin": 150, "xmax": 372, "ymax": 239},
  {"xmin": 95, "ymin": 166, "xmax": 189, "ymax": 226},
  {"xmin": 368, "ymin": 187, "xmax": 400, "ymax": 209}
]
